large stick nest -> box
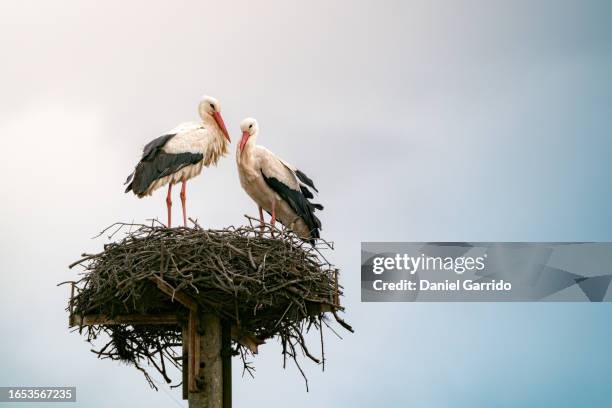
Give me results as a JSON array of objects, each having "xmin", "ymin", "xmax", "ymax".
[{"xmin": 65, "ymin": 218, "xmax": 352, "ymax": 390}]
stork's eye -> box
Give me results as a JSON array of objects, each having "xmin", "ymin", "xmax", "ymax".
[
  {"xmin": 249, "ymin": 124, "xmax": 253, "ymax": 129},
  {"xmin": 209, "ymin": 103, "xmax": 215, "ymax": 109}
]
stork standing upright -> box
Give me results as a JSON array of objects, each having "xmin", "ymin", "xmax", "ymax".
[
  {"xmin": 236, "ymin": 118, "xmax": 323, "ymax": 243},
  {"xmin": 125, "ymin": 95, "xmax": 231, "ymax": 227}
]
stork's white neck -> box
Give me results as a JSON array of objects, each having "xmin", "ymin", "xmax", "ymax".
[
  {"xmin": 200, "ymin": 112, "xmax": 216, "ymax": 127},
  {"xmin": 204, "ymin": 112, "xmax": 229, "ymax": 142},
  {"xmin": 237, "ymin": 132, "xmax": 258, "ymax": 164}
]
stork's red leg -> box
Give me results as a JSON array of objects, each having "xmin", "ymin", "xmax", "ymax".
[
  {"xmin": 166, "ymin": 183, "xmax": 173, "ymax": 228},
  {"xmin": 180, "ymin": 178, "xmax": 187, "ymax": 228},
  {"xmin": 270, "ymin": 201, "xmax": 277, "ymax": 238},
  {"xmin": 258, "ymin": 206, "xmax": 265, "ymax": 234}
]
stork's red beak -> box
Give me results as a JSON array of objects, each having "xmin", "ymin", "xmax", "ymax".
[
  {"xmin": 213, "ymin": 112, "xmax": 231, "ymax": 142},
  {"xmin": 239, "ymin": 130, "xmax": 250, "ymax": 154}
]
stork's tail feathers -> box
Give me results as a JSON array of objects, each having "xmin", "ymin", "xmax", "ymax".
[
  {"xmin": 261, "ymin": 169, "xmax": 323, "ymax": 244},
  {"xmin": 295, "ymin": 169, "xmax": 318, "ymax": 193},
  {"xmin": 295, "ymin": 170, "xmax": 323, "ymax": 240},
  {"xmin": 124, "ymin": 172, "xmax": 135, "ymax": 193}
]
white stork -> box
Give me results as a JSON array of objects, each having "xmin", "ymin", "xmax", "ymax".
[
  {"xmin": 125, "ymin": 95, "xmax": 231, "ymax": 227},
  {"xmin": 236, "ymin": 118, "xmax": 323, "ymax": 243}
]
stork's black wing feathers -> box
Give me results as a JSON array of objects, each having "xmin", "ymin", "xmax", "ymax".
[
  {"xmin": 299, "ymin": 185, "xmax": 314, "ymax": 199},
  {"xmin": 124, "ymin": 133, "xmax": 203, "ymax": 196},
  {"xmin": 278, "ymin": 165, "xmax": 318, "ymax": 200},
  {"xmin": 125, "ymin": 152, "xmax": 203, "ymax": 195},
  {"xmin": 125, "ymin": 134, "xmax": 176, "ymax": 187},
  {"xmin": 261, "ymin": 170, "xmax": 322, "ymax": 244},
  {"xmin": 141, "ymin": 134, "xmax": 176, "ymax": 160},
  {"xmin": 295, "ymin": 169, "xmax": 318, "ymax": 193}
]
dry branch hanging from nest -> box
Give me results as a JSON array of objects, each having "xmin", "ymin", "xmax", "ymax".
[{"xmin": 65, "ymin": 218, "xmax": 352, "ymax": 390}]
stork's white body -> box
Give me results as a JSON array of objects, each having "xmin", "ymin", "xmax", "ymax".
[{"xmin": 142, "ymin": 119, "xmax": 228, "ymax": 196}]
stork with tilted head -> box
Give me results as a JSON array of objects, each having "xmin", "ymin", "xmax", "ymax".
[
  {"xmin": 236, "ymin": 117, "xmax": 323, "ymax": 243},
  {"xmin": 125, "ymin": 95, "xmax": 231, "ymax": 227}
]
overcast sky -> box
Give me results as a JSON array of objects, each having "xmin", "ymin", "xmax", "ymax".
[{"xmin": 1, "ymin": 1, "xmax": 611, "ymax": 407}]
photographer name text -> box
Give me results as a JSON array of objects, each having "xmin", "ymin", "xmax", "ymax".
[{"xmin": 372, "ymin": 279, "xmax": 512, "ymax": 292}]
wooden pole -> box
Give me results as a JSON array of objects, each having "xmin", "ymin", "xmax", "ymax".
[
  {"xmin": 182, "ymin": 326, "xmax": 188, "ymax": 400},
  {"xmin": 188, "ymin": 313, "xmax": 223, "ymax": 408},
  {"xmin": 221, "ymin": 321, "xmax": 232, "ymax": 408}
]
